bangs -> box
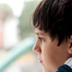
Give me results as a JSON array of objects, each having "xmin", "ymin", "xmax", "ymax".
[
  {"xmin": 32, "ymin": 0, "xmax": 72, "ymax": 46},
  {"xmin": 32, "ymin": 0, "xmax": 50, "ymax": 32}
]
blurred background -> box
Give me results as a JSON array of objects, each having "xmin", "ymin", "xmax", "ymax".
[{"xmin": 0, "ymin": 0, "xmax": 43, "ymax": 72}]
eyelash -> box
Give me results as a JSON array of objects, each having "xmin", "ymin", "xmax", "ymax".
[{"xmin": 38, "ymin": 37, "xmax": 45, "ymax": 41}]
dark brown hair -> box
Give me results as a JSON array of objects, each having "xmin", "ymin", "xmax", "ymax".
[{"xmin": 32, "ymin": 0, "xmax": 72, "ymax": 46}]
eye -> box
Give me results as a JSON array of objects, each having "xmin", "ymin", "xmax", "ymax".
[{"xmin": 38, "ymin": 37, "xmax": 45, "ymax": 41}]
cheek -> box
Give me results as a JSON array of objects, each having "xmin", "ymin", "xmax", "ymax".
[
  {"xmin": 41, "ymin": 43, "xmax": 57, "ymax": 65},
  {"xmin": 41, "ymin": 42, "xmax": 69, "ymax": 70},
  {"xmin": 42, "ymin": 46, "xmax": 58, "ymax": 71}
]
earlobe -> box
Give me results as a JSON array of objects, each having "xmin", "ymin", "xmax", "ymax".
[
  {"xmin": 68, "ymin": 35, "xmax": 72, "ymax": 54},
  {"xmin": 68, "ymin": 46, "xmax": 72, "ymax": 54}
]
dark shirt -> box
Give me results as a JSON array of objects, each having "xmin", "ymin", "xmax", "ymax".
[{"xmin": 57, "ymin": 64, "xmax": 72, "ymax": 72}]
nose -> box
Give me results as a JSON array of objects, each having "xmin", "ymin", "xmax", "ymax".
[{"xmin": 32, "ymin": 40, "xmax": 41, "ymax": 54}]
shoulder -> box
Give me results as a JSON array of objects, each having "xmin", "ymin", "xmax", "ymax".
[
  {"xmin": 57, "ymin": 57, "xmax": 72, "ymax": 72},
  {"xmin": 64, "ymin": 57, "xmax": 72, "ymax": 69},
  {"xmin": 57, "ymin": 64, "xmax": 72, "ymax": 72}
]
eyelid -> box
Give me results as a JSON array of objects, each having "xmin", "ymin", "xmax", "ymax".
[{"xmin": 38, "ymin": 37, "xmax": 45, "ymax": 41}]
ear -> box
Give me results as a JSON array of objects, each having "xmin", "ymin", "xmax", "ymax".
[{"xmin": 68, "ymin": 35, "xmax": 72, "ymax": 54}]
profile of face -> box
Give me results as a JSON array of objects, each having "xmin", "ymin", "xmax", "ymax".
[{"xmin": 33, "ymin": 28, "xmax": 72, "ymax": 72}]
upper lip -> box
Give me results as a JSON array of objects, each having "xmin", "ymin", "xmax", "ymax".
[
  {"xmin": 38, "ymin": 57, "xmax": 42, "ymax": 61},
  {"xmin": 38, "ymin": 55, "xmax": 42, "ymax": 61}
]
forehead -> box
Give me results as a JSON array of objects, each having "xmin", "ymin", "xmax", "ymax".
[
  {"xmin": 35, "ymin": 28, "xmax": 58, "ymax": 40},
  {"xmin": 35, "ymin": 28, "xmax": 48, "ymax": 36}
]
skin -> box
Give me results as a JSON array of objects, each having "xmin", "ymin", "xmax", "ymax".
[{"xmin": 33, "ymin": 28, "xmax": 72, "ymax": 72}]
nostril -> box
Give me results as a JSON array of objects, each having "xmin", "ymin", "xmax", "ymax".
[
  {"xmin": 35, "ymin": 48, "xmax": 41, "ymax": 53},
  {"xmin": 37, "ymin": 48, "xmax": 41, "ymax": 51}
]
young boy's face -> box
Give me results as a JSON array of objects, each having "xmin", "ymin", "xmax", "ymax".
[{"xmin": 33, "ymin": 28, "xmax": 70, "ymax": 72}]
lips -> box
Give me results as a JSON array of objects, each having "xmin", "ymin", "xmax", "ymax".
[
  {"xmin": 38, "ymin": 55, "xmax": 43, "ymax": 63},
  {"xmin": 38, "ymin": 58, "xmax": 42, "ymax": 63},
  {"xmin": 39, "ymin": 60, "xmax": 42, "ymax": 63}
]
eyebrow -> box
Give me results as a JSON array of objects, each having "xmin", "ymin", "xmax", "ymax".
[{"xmin": 36, "ymin": 33, "xmax": 44, "ymax": 35}]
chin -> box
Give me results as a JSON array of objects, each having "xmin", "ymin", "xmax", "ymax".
[{"xmin": 43, "ymin": 65, "xmax": 57, "ymax": 72}]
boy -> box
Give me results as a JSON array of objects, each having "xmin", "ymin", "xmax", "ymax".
[{"xmin": 32, "ymin": 0, "xmax": 72, "ymax": 72}]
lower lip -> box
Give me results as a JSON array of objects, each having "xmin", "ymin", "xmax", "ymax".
[{"xmin": 39, "ymin": 60, "xmax": 42, "ymax": 63}]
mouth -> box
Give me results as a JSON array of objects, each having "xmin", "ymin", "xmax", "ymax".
[
  {"xmin": 39, "ymin": 59, "xmax": 43, "ymax": 63},
  {"xmin": 38, "ymin": 56, "xmax": 43, "ymax": 63}
]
